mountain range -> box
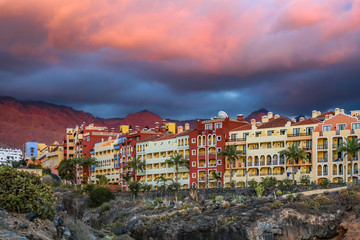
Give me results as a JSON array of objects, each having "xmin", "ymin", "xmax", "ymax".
[{"xmin": 0, "ymin": 96, "xmax": 268, "ymax": 150}]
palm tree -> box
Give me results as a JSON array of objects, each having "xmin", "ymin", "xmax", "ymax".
[
  {"xmin": 123, "ymin": 156, "xmax": 145, "ymax": 181},
  {"xmin": 211, "ymin": 171, "xmax": 222, "ymax": 188},
  {"xmin": 57, "ymin": 158, "xmax": 77, "ymax": 184},
  {"xmin": 279, "ymin": 144, "xmax": 308, "ymax": 183},
  {"xmin": 336, "ymin": 138, "xmax": 360, "ymax": 183},
  {"xmin": 78, "ymin": 156, "xmax": 98, "ymax": 183},
  {"xmin": 218, "ymin": 145, "xmax": 243, "ymax": 186},
  {"xmin": 165, "ymin": 153, "xmax": 189, "ymax": 185},
  {"xmin": 122, "ymin": 172, "xmax": 132, "ymax": 191},
  {"xmin": 155, "ymin": 176, "xmax": 168, "ymax": 190}
]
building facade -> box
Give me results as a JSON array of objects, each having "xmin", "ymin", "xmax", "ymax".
[
  {"xmin": 0, "ymin": 148, "xmax": 23, "ymax": 165},
  {"xmin": 38, "ymin": 141, "xmax": 64, "ymax": 174}
]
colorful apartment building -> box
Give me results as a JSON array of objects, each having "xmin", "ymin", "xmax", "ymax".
[
  {"xmin": 25, "ymin": 142, "xmax": 47, "ymax": 165},
  {"xmin": 136, "ymin": 130, "xmax": 190, "ymax": 189},
  {"xmin": 90, "ymin": 136, "xmax": 123, "ymax": 184},
  {"xmin": 312, "ymin": 108, "xmax": 360, "ymax": 183},
  {"xmin": 69, "ymin": 123, "xmax": 121, "ymax": 184},
  {"xmin": 63, "ymin": 128, "xmax": 75, "ymax": 160},
  {"xmin": 38, "ymin": 141, "xmax": 64, "ymax": 174},
  {"xmin": 189, "ymin": 112, "xmax": 248, "ymax": 189}
]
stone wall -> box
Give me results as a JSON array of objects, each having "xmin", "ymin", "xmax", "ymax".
[{"xmin": 114, "ymin": 183, "xmax": 347, "ymax": 201}]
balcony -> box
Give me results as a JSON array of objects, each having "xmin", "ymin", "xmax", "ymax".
[
  {"xmin": 90, "ymin": 150, "xmax": 95, "ymax": 155},
  {"xmin": 114, "ymin": 145, "xmax": 120, "ymax": 150},
  {"xmin": 199, "ymin": 177, "xmax": 206, "ymax": 182},
  {"xmin": 229, "ymin": 138, "xmax": 246, "ymax": 142},
  {"xmin": 287, "ymin": 133, "xmax": 311, "ymax": 137},
  {"xmin": 332, "ymin": 144, "xmax": 342, "ymax": 149},
  {"xmin": 318, "ymin": 158, "xmax": 328, "ymax": 163},
  {"xmin": 333, "ymin": 158, "xmax": 343, "ymax": 162},
  {"xmin": 303, "ymin": 147, "xmax": 312, "ymax": 151},
  {"xmin": 317, "ymin": 145, "xmax": 328, "ymax": 150}
]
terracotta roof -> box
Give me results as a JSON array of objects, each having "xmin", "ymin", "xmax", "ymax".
[
  {"xmin": 316, "ymin": 111, "xmax": 335, "ymax": 119},
  {"xmin": 137, "ymin": 135, "xmax": 163, "ymax": 143},
  {"xmin": 257, "ymin": 116, "xmax": 291, "ymax": 129},
  {"xmin": 291, "ymin": 118, "xmax": 321, "ymax": 126},
  {"xmin": 230, "ymin": 124, "xmax": 252, "ymax": 132}
]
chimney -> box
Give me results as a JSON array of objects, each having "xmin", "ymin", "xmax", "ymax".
[
  {"xmin": 300, "ymin": 117, "xmax": 305, "ymax": 122},
  {"xmin": 184, "ymin": 123, "xmax": 190, "ymax": 131},
  {"xmin": 274, "ymin": 114, "xmax": 280, "ymax": 119},
  {"xmin": 101, "ymin": 138, "xmax": 104, "ymax": 142},
  {"xmin": 135, "ymin": 126, "xmax": 140, "ymax": 131},
  {"xmin": 213, "ymin": 116, "xmax": 218, "ymax": 120},
  {"xmin": 317, "ymin": 111, "xmax": 321, "ymax": 116},
  {"xmin": 237, "ymin": 114, "xmax": 244, "ymax": 121},
  {"xmin": 154, "ymin": 122, "xmax": 160, "ymax": 128},
  {"xmin": 251, "ymin": 119, "xmax": 256, "ymax": 125},
  {"xmin": 262, "ymin": 115, "xmax": 269, "ymax": 123},
  {"xmin": 155, "ymin": 126, "xmax": 160, "ymax": 133},
  {"xmin": 341, "ymin": 109, "xmax": 345, "ymax": 114},
  {"xmin": 335, "ymin": 108, "xmax": 340, "ymax": 115},
  {"xmin": 312, "ymin": 110, "xmax": 318, "ymax": 118},
  {"xmin": 325, "ymin": 115, "xmax": 330, "ymax": 119},
  {"xmin": 291, "ymin": 118, "xmax": 296, "ymax": 123},
  {"xmin": 267, "ymin": 112, "xmax": 273, "ymax": 119},
  {"xmin": 162, "ymin": 119, "xmax": 167, "ymax": 127},
  {"xmin": 160, "ymin": 126, "xmax": 166, "ymax": 133},
  {"xmin": 177, "ymin": 126, "xmax": 184, "ymax": 134}
]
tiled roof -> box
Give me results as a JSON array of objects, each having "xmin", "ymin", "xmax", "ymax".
[
  {"xmin": 257, "ymin": 116, "xmax": 291, "ymax": 129},
  {"xmin": 137, "ymin": 135, "xmax": 163, "ymax": 143},
  {"xmin": 316, "ymin": 111, "xmax": 335, "ymax": 119},
  {"xmin": 230, "ymin": 124, "xmax": 252, "ymax": 132},
  {"xmin": 291, "ymin": 118, "xmax": 321, "ymax": 126}
]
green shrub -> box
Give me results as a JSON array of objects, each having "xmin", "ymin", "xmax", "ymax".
[
  {"xmin": 231, "ymin": 195, "xmax": 246, "ymax": 203},
  {"xmin": 261, "ymin": 177, "xmax": 277, "ymax": 188},
  {"xmin": 0, "ymin": 166, "xmax": 55, "ymax": 219},
  {"xmin": 230, "ymin": 180, "xmax": 236, "ymax": 189},
  {"xmin": 98, "ymin": 175, "xmax": 109, "ymax": 185},
  {"xmin": 100, "ymin": 202, "xmax": 111, "ymax": 214},
  {"xmin": 287, "ymin": 193, "xmax": 295, "ymax": 202},
  {"xmin": 89, "ymin": 186, "xmax": 114, "ymax": 207},
  {"xmin": 82, "ymin": 184, "xmax": 95, "ymax": 194},
  {"xmin": 300, "ymin": 175, "xmax": 311, "ymax": 185},
  {"xmin": 141, "ymin": 183, "xmax": 152, "ymax": 192},
  {"xmin": 248, "ymin": 179, "xmax": 258, "ymax": 188},
  {"xmin": 215, "ymin": 195, "xmax": 224, "ymax": 202},
  {"xmin": 211, "ymin": 193, "xmax": 217, "ymax": 200},
  {"xmin": 118, "ymin": 211, "xmax": 126, "ymax": 220},
  {"xmin": 275, "ymin": 190, "xmax": 283, "ymax": 197},
  {"xmin": 179, "ymin": 204, "xmax": 190, "ymax": 210},
  {"xmin": 255, "ymin": 186, "xmax": 264, "ymax": 197},
  {"xmin": 270, "ymin": 200, "xmax": 283, "ymax": 209},
  {"xmin": 313, "ymin": 196, "xmax": 331, "ymax": 205},
  {"xmin": 128, "ymin": 181, "xmax": 142, "ymax": 198},
  {"xmin": 319, "ymin": 179, "xmax": 330, "ymax": 188},
  {"xmin": 156, "ymin": 197, "xmax": 163, "ymax": 205}
]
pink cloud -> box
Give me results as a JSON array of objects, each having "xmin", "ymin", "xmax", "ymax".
[{"xmin": 0, "ymin": 0, "xmax": 359, "ymax": 77}]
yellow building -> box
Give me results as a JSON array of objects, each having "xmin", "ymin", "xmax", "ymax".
[
  {"xmin": 226, "ymin": 112, "xmax": 323, "ymax": 186},
  {"xmin": 38, "ymin": 141, "xmax": 64, "ymax": 174},
  {"xmin": 312, "ymin": 108, "xmax": 360, "ymax": 183},
  {"xmin": 90, "ymin": 136, "xmax": 121, "ymax": 184},
  {"xmin": 136, "ymin": 131, "xmax": 190, "ymax": 189}
]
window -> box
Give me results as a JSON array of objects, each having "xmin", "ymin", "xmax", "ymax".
[
  {"xmin": 205, "ymin": 124, "xmax": 212, "ymax": 130},
  {"xmin": 192, "ymin": 138, "xmax": 196, "ymax": 143},
  {"xmin": 217, "ymin": 136, "xmax": 221, "ymax": 141},
  {"xmin": 192, "ymin": 150, "xmax": 196, "ymax": 155},
  {"xmin": 192, "ymin": 161, "xmax": 196, "ymax": 167},
  {"xmin": 352, "ymin": 123, "xmax": 360, "ymax": 129},
  {"xmin": 215, "ymin": 122, "xmax": 222, "ymax": 129},
  {"xmin": 217, "ymin": 160, "xmax": 222, "ymax": 165},
  {"xmin": 323, "ymin": 125, "xmax": 331, "ymax": 132},
  {"xmin": 337, "ymin": 124, "xmax": 346, "ymax": 130},
  {"xmin": 267, "ymin": 143, "xmax": 272, "ymax": 148},
  {"xmin": 243, "ymin": 132, "xmax": 249, "ymax": 139},
  {"xmin": 293, "ymin": 128, "xmax": 300, "ymax": 136},
  {"xmin": 230, "ymin": 134, "xmax": 237, "ymax": 141},
  {"xmin": 306, "ymin": 127, "xmax": 314, "ymax": 135},
  {"xmin": 267, "ymin": 130, "xmax": 274, "ymax": 136},
  {"xmin": 192, "ymin": 173, "xmax": 196, "ymax": 178},
  {"xmin": 280, "ymin": 129, "xmax": 287, "ymax": 135},
  {"xmin": 136, "ymin": 136, "xmax": 139, "ymax": 141},
  {"xmin": 255, "ymin": 131, "xmax": 262, "ymax": 137}
]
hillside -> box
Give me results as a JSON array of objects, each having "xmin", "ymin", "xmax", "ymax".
[{"xmin": 0, "ymin": 97, "xmax": 196, "ymax": 149}]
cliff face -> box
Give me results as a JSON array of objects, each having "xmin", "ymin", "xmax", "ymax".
[{"xmin": 0, "ymin": 96, "xmax": 196, "ymax": 149}]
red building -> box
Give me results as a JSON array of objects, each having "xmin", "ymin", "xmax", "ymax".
[
  {"xmin": 189, "ymin": 112, "xmax": 248, "ymax": 188},
  {"xmin": 63, "ymin": 123, "xmax": 121, "ymax": 184}
]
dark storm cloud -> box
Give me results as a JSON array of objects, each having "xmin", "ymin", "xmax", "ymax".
[{"xmin": 0, "ymin": 0, "xmax": 360, "ymax": 119}]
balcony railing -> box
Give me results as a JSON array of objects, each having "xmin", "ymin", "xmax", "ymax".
[
  {"xmin": 317, "ymin": 145, "xmax": 328, "ymax": 150},
  {"xmin": 303, "ymin": 147, "xmax": 312, "ymax": 151},
  {"xmin": 333, "ymin": 158, "xmax": 343, "ymax": 162},
  {"xmin": 318, "ymin": 158, "xmax": 328, "ymax": 163},
  {"xmin": 229, "ymin": 138, "xmax": 246, "ymax": 142},
  {"xmin": 287, "ymin": 133, "xmax": 311, "ymax": 137},
  {"xmin": 332, "ymin": 144, "xmax": 342, "ymax": 149}
]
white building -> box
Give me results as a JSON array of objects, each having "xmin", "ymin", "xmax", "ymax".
[{"xmin": 0, "ymin": 148, "xmax": 23, "ymax": 165}]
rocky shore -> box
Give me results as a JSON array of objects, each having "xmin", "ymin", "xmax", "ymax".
[{"xmin": 2, "ymin": 186, "xmax": 360, "ymax": 240}]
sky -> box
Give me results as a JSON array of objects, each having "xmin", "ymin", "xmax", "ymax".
[{"xmin": 0, "ymin": 0, "xmax": 360, "ymax": 120}]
